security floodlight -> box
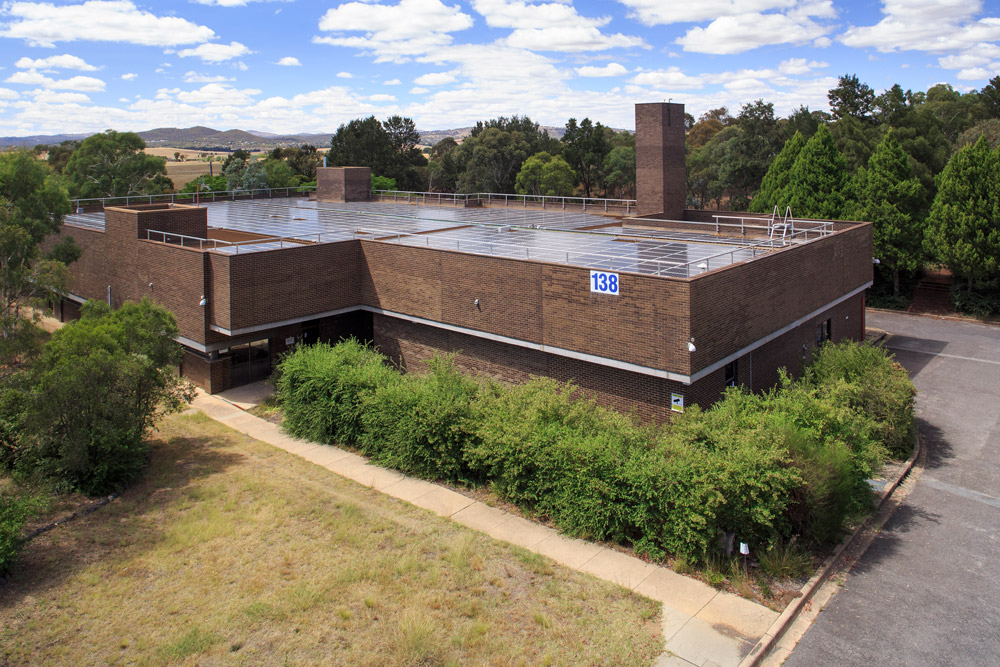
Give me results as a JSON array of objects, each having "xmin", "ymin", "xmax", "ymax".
[{"xmin": 199, "ymin": 296, "xmax": 207, "ymax": 307}]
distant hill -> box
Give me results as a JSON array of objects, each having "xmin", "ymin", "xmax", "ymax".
[
  {"xmin": 1, "ymin": 123, "xmax": 627, "ymax": 150},
  {"xmin": 417, "ymin": 125, "xmax": 568, "ymax": 147},
  {"xmin": 0, "ymin": 133, "xmax": 91, "ymax": 147}
]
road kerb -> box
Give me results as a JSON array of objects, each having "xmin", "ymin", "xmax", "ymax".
[{"xmin": 737, "ymin": 435, "xmax": 923, "ymax": 667}]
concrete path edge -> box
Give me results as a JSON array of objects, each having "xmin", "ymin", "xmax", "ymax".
[{"xmin": 737, "ymin": 432, "xmax": 923, "ymax": 667}]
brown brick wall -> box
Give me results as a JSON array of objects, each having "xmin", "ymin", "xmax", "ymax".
[
  {"xmin": 373, "ymin": 314, "xmax": 698, "ymax": 422},
  {"xmin": 746, "ymin": 293, "xmax": 864, "ymax": 392},
  {"xmin": 56, "ymin": 220, "xmax": 208, "ymax": 342},
  {"xmin": 316, "ymin": 167, "xmax": 371, "ymax": 202},
  {"xmin": 225, "ymin": 241, "xmax": 364, "ymax": 332},
  {"xmin": 181, "ymin": 351, "xmax": 231, "ymax": 393},
  {"xmin": 360, "ymin": 242, "xmax": 692, "ymax": 373},
  {"xmin": 105, "ymin": 204, "xmax": 208, "ymax": 242},
  {"xmin": 635, "ymin": 103, "xmax": 687, "ymax": 219},
  {"xmin": 687, "ymin": 223, "xmax": 871, "ymax": 375}
]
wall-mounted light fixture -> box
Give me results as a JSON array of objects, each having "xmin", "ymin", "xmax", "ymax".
[
  {"xmin": 199, "ymin": 295, "xmax": 207, "ymax": 307},
  {"xmin": 474, "ymin": 298, "xmax": 480, "ymax": 309},
  {"xmin": 687, "ymin": 338, "xmax": 696, "ymax": 352}
]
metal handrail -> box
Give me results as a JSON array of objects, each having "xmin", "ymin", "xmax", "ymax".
[
  {"xmin": 372, "ymin": 189, "xmax": 636, "ymax": 214},
  {"xmin": 71, "ymin": 185, "xmax": 317, "ymax": 211}
]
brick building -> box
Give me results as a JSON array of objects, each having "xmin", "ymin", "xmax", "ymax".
[{"xmin": 52, "ymin": 103, "xmax": 872, "ymax": 421}]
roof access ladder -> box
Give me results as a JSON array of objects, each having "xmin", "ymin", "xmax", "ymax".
[{"xmin": 769, "ymin": 206, "xmax": 794, "ymax": 242}]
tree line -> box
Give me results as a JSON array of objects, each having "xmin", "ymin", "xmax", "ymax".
[
  {"xmin": 327, "ymin": 114, "xmax": 637, "ymax": 199},
  {"xmin": 33, "ymin": 132, "xmax": 323, "ymax": 199},
  {"xmin": 685, "ymin": 74, "xmax": 999, "ymax": 311}
]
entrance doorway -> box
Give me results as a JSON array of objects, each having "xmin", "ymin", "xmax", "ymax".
[{"xmin": 229, "ymin": 339, "xmax": 271, "ymax": 386}]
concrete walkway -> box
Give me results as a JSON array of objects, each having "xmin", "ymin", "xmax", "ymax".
[{"xmin": 193, "ymin": 389, "xmax": 778, "ymax": 667}]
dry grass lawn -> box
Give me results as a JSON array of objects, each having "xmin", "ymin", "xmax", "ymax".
[
  {"xmin": 0, "ymin": 412, "xmax": 662, "ymax": 666},
  {"xmin": 164, "ymin": 162, "xmax": 213, "ymax": 189}
]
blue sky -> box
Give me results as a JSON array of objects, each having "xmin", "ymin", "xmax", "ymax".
[{"xmin": 0, "ymin": 0, "xmax": 998, "ymax": 136}]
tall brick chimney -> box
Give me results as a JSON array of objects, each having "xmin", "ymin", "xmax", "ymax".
[{"xmin": 635, "ymin": 103, "xmax": 686, "ymax": 219}]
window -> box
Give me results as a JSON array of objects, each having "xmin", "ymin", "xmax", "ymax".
[
  {"xmin": 816, "ymin": 318, "xmax": 831, "ymax": 345},
  {"xmin": 724, "ymin": 361, "xmax": 738, "ymax": 388}
]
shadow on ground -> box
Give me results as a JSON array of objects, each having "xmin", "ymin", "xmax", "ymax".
[
  {"xmin": 846, "ymin": 503, "xmax": 943, "ymax": 576},
  {"xmin": 885, "ymin": 336, "xmax": 948, "ymax": 378},
  {"xmin": 916, "ymin": 417, "xmax": 952, "ymax": 471},
  {"xmin": 0, "ymin": 425, "xmax": 244, "ymax": 609}
]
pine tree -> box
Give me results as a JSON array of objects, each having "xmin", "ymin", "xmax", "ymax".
[
  {"xmin": 748, "ymin": 131, "xmax": 805, "ymax": 213},
  {"xmin": 924, "ymin": 136, "xmax": 1000, "ymax": 289},
  {"xmin": 847, "ymin": 130, "xmax": 927, "ymax": 295},
  {"xmin": 787, "ymin": 124, "xmax": 850, "ymax": 219}
]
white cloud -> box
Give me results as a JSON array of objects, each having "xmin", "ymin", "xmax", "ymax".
[
  {"xmin": 472, "ymin": 0, "xmax": 647, "ymax": 52},
  {"xmin": 0, "ymin": 88, "xmax": 20, "ymax": 100},
  {"xmin": 234, "ymin": 61, "xmax": 249, "ymax": 71},
  {"xmin": 169, "ymin": 83, "xmax": 262, "ymax": 106},
  {"xmin": 677, "ymin": 3, "xmax": 835, "ymax": 54},
  {"xmin": 410, "ymin": 86, "xmax": 430, "ymax": 94},
  {"xmin": 177, "ymin": 41, "xmax": 253, "ymax": 62},
  {"xmin": 5, "ymin": 71, "xmax": 106, "ymax": 91},
  {"xmin": 841, "ymin": 0, "xmax": 1000, "ymax": 53},
  {"xmin": 414, "ymin": 71, "xmax": 457, "ymax": 85},
  {"xmin": 15, "ymin": 54, "xmax": 98, "ymax": 71},
  {"xmin": 630, "ymin": 67, "xmax": 703, "ymax": 90},
  {"xmin": 957, "ymin": 66, "xmax": 998, "ymax": 80},
  {"xmin": 336, "ymin": 71, "xmax": 353, "ymax": 79},
  {"xmin": 315, "ymin": 0, "xmax": 474, "ymax": 63},
  {"xmin": 576, "ymin": 62, "xmax": 628, "ymax": 77},
  {"xmin": 183, "ymin": 71, "xmax": 235, "ymax": 83},
  {"xmin": 369, "ymin": 93, "xmax": 397, "ymax": 101},
  {"xmin": 27, "ymin": 89, "xmax": 91, "ymax": 103},
  {"xmin": 191, "ymin": 0, "xmax": 281, "ymax": 5},
  {"xmin": 839, "ymin": 1, "xmax": 1000, "ymax": 82},
  {"xmin": 506, "ymin": 26, "xmax": 646, "ymax": 51},
  {"xmin": 618, "ymin": 0, "xmax": 799, "ymax": 25},
  {"xmin": 384, "ymin": 78, "xmax": 401, "ymax": 85},
  {"xmin": 275, "ymin": 56, "xmax": 301, "ymax": 66},
  {"xmin": 121, "ymin": 72, "xmax": 137, "ymax": 80},
  {"xmin": 0, "ymin": 1, "xmax": 216, "ymax": 47}
]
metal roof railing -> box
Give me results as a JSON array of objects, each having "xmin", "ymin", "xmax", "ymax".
[
  {"xmin": 71, "ymin": 185, "xmax": 317, "ymax": 211},
  {"xmin": 373, "ymin": 189, "xmax": 636, "ymax": 214}
]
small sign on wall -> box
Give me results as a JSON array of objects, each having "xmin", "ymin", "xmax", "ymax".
[
  {"xmin": 590, "ymin": 270, "xmax": 619, "ymax": 295},
  {"xmin": 285, "ymin": 337, "xmax": 295, "ymax": 346},
  {"xmin": 671, "ymin": 393, "xmax": 684, "ymax": 413}
]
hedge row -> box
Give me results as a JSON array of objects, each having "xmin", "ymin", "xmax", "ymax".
[{"xmin": 276, "ymin": 339, "xmax": 915, "ymax": 561}]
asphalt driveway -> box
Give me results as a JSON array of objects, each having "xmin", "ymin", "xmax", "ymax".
[{"xmin": 785, "ymin": 311, "xmax": 1000, "ymax": 666}]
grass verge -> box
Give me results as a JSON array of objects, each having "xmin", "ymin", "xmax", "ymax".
[{"xmin": 0, "ymin": 411, "xmax": 661, "ymax": 666}]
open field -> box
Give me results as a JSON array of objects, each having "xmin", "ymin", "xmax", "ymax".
[
  {"xmin": 146, "ymin": 147, "xmax": 231, "ymax": 160},
  {"xmin": 164, "ymin": 161, "xmax": 214, "ymax": 189},
  {"xmin": 0, "ymin": 411, "xmax": 662, "ymax": 666}
]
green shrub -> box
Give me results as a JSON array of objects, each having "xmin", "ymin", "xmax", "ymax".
[
  {"xmin": 0, "ymin": 489, "xmax": 45, "ymax": 574},
  {"xmin": 274, "ymin": 338, "xmax": 916, "ymax": 562},
  {"xmin": 952, "ymin": 279, "xmax": 1000, "ymax": 318},
  {"xmin": 758, "ymin": 541, "xmax": 813, "ymax": 579},
  {"xmin": 359, "ymin": 356, "xmax": 480, "ymax": 483},
  {"xmin": 277, "ymin": 339, "xmax": 399, "ymax": 446},
  {"xmin": 803, "ymin": 342, "xmax": 916, "ymax": 457},
  {"xmin": 16, "ymin": 299, "xmax": 193, "ymax": 495},
  {"xmin": 659, "ymin": 401, "xmax": 803, "ymax": 553}
]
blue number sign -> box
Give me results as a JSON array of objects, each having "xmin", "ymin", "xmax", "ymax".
[{"xmin": 590, "ymin": 270, "xmax": 619, "ymax": 295}]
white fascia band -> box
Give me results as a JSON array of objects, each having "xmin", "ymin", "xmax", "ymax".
[{"xmin": 200, "ymin": 282, "xmax": 871, "ymax": 385}]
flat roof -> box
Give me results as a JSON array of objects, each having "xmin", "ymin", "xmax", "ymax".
[{"xmin": 65, "ymin": 197, "xmax": 831, "ymax": 278}]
